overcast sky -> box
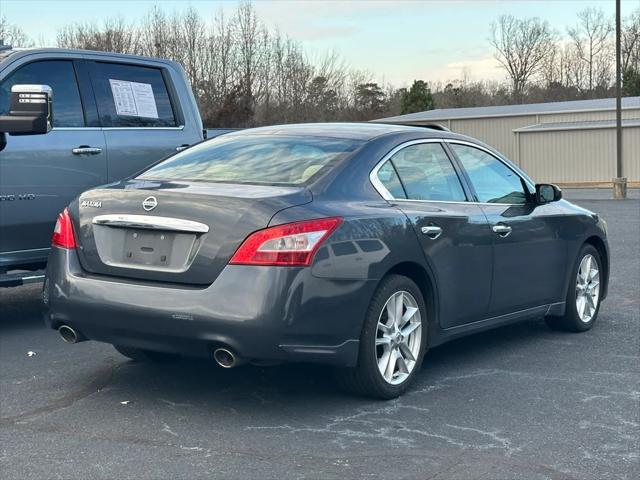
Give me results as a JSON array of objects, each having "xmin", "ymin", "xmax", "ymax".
[{"xmin": 1, "ymin": 0, "xmax": 637, "ymax": 87}]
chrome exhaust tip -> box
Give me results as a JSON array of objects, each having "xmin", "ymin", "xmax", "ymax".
[
  {"xmin": 58, "ymin": 325, "xmax": 83, "ymax": 344},
  {"xmin": 213, "ymin": 348, "xmax": 237, "ymax": 368}
]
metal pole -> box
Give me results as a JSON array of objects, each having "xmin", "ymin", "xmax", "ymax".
[{"xmin": 613, "ymin": 0, "xmax": 627, "ymax": 199}]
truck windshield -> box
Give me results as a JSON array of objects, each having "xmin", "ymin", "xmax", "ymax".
[{"xmin": 138, "ymin": 134, "xmax": 363, "ymax": 186}]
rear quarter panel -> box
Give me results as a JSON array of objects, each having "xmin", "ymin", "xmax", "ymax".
[{"xmin": 270, "ymin": 200, "xmax": 428, "ymax": 340}]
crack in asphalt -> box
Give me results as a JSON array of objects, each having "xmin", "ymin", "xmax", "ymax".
[
  {"xmin": 2, "ymin": 425, "xmax": 262, "ymax": 462},
  {"xmin": 410, "ymin": 367, "xmax": 639, "ymax": 397},
  {"xmin": 240, "ymin": 367, "xmax": 637, "ymax": 461},
  {"xmin": 0, "ymin": 417, "xmax": 588, "ymax": 480},
  {"xmin": 246, "ymin": 400, "xmax": 523, "ymax": 455},
  {"xmin": 0, "ymin": 358, "xmax": 117, "ymax": 427}
]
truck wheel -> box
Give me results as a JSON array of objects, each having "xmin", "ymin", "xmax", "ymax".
[{"xmin": 336, "ymin": 274, "xmax": 427, "ymax": 399}]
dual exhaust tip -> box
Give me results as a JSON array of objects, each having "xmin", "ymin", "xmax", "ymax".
[
  {"xmin": 58, "ymin": 324, "xmax": 85, "ymax": 344},
  {"xmin": 213, "ymin": 348, "xmax": 241, "ymax": 368},
  {"xmin": 59, "ymin": 325, "xmax": 241, "ymax": 369}
]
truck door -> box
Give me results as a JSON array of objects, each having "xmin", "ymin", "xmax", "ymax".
[
  {"xmin": 85, "ymin": 61, "xmax": 202, "ymax": 181},
  {"xmin": 0, "ymin": 59, "xmax": 107, "ymax": 263}
]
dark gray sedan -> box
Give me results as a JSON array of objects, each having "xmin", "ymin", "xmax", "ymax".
[{"xmin": 43, "ymin": 123, "xmax": 609, "ymax": 398}]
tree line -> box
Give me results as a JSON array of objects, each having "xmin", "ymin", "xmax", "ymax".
[
  {"xmin": 1, "ymin": 2, "xmax": 639, "ymax": 127},
  {"xmin": 57, "ymin": 3, "xmax": 398, "ymax": 127},
  {"xmin": 491, "ymin": 8, "xmax": 639, "ymax": 103}
]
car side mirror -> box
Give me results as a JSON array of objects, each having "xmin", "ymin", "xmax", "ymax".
[
  {"xmin": 0, "ymin": 84, "xmax": 53, "ymax": 136},
  {"xmin": 536, "ymin": 183, "xmax": 562, "ymax": 204}
]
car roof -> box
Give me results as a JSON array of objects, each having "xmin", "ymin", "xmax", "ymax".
[{"xmin": 226, "ymin": 122, "xmax": 456, "ymax": 141}]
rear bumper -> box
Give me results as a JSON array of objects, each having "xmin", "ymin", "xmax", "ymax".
[{"xmin": 44, "ymin": 247, "xmax": 375, "ymax": 366}]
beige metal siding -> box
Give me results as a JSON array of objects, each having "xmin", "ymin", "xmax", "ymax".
[
  {"xmin": 519, "ymin": 127, "xmax": 640, "ymax": 183},
  {"xmin": 449, "ymin": 115, "xmax": 536, "ymax": 161},
  {"xmin": 540, "ymin": 108, "xmax": 640, "ymax": 123},
  {"xmin": 624, "ymin": 126, "xmax": 640, "ymax": 181},
  {"xmin": 409, "ymin": 104, "xmax": 640, "ymax": 184}
]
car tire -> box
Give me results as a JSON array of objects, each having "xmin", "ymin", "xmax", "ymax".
[
  {"xmin": 336, "ymin": 274, "xmax": 428, "ymax": 399},
  {"xmin": 545, "ymin": 244, "xmax": 603, "ymax": 332},
  {"xmin": 113, "ymin": 345, "xmax": 177, "ymax": 363}
]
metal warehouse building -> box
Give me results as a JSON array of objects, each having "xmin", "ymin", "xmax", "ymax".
[{"xmin": 380, "ymin": 96, "xmax": 640, "ymax": 186}]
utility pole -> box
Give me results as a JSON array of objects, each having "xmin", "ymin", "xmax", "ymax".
[{"xmin": 613, "ymin": 0, "xmax": 627, "ymax": 199}]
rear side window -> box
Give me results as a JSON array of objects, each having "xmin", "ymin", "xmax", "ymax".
[
  {"xmin": 88, "ymin": 62, "xmax": 176, "ymax": 127},
  {"xmin": 387, "ymin": 143, "xmax": 466, "ymax": 202},
  {"xmin": 0, "ymin": 60, "xmax": 84, "ymax": 127},
  {"xmin": 450, "ymin": 144, "xmax": 528, "ymax": 204},
  {"xmin": 138, "ymin": 135, "xmax": 363, "ymax": 185},
  {"xmin": 376, "ymin": 161, "xmax": 407, "ymax": 199}
]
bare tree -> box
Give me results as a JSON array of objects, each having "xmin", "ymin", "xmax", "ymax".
[
  {"xmin": 540, "ymin": 41, "xmax": 563, "ymax": 87},
  {"xmin": 490, "ymin": 15, "xmax": 556, "ymax": 102},
  {"xmin": 562, "ymin": 44, "xmax": 587, "ymax": 94},
  {"xmin": 137, "ymin": 6, "xmax": 170, "ymax": 58},
  {"xmin": 198, "ymin": 10, "xmax": 238, "ymax": 125},
  {"xmin": 567, "ymin": 8, "xmax": 614, "ymax": 94},
  {"xmin": 48, "ymin": 1, "xmax": 634, "ymax": 127},
  {"xmin": 235, "ymin": 2, "xmax": 261, "ymax": 99},
  {"xmin": 622, "ymin": 7, "xmax": 640, "ymax": 72},
  {"xmin": 178, "ymin": 8, "xmax": 207, "ymax": 99},
  {"xmin": 57, "ymin": 17, "xmax": 137, "ymax": 53},
  {"xmin": 1, "ymin": 15, "xmax": 33, "ymax": 47}
]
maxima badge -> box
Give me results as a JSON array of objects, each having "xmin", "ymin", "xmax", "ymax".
[
  {"xmin": 81, "ymin": 200, "xmax": 102, "ymax": 208},
  {"xmin": 142, "ymin": 196, "xmax": 158, "ymax": 211}
]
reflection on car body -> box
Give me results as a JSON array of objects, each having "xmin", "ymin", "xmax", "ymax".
[{"xmin": 314, "ymin": 239, "xmax": 390, "ymax": 279}]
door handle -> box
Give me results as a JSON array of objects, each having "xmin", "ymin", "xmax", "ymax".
[
  {"xmin": 72, "ymin": 146, "xmax": 102, "ymax": 155},
  {"xmin": 421, "ymin": 225, "xmax": 443, "ymax": 239},
  {"xmin": 492, "ymin": 224, "xmax": 512, "ymax": 237},
  {"xmin": 175, "ymin": 144, "xmax": 190, "ymax": 152}
]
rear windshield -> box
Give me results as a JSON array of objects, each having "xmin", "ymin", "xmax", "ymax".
[{"xmin": 138, "ymin": 134, "xmax": 363, "ymax": 186}]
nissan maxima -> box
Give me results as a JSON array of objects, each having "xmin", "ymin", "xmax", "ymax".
[{"xmin": 43, "ymin": 123, "xmax": 609, "ymax": 398}]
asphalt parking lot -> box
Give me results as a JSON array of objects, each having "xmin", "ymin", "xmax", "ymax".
[{"xmin": 1, "ymin": 190, "xmax": 638, "ymax": 480}]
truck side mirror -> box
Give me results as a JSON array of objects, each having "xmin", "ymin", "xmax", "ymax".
[{"xmin": 0, "ymin": 84, "xmax": 53, "ymax": 135}]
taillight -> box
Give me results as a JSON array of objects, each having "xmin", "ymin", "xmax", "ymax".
[
  {"xmin": 229, "ymin": 217, "xmax": 343, "ymax": 266},
  {"xmin": 51, "ymin": 208, "xmax": 77, "ymax": 249}
]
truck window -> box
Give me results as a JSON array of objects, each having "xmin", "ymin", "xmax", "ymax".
[
  {"xmin": 88, "ymin": 62, "xmax": 177, "ymax": 128},
  {"xmin": 0, "ymin": 60, "xmax": 85, "ymax": 127}
]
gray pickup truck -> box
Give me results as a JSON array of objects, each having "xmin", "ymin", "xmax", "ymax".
[{"xmin": 0, "ymin": 47, "xmax": 206, "ymax": 286}]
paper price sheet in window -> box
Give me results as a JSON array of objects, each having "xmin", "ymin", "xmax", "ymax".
[{"xmin": 109, "ymin": 79, "xmax": 159, "ymax": 119}]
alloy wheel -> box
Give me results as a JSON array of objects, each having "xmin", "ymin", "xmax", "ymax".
[
  {"xmin": 375, "ymin": 291, "xmax": 422, "ymax": 385},
  {"xmin": 575, "ymin": 254, "xmax": 600, "ymax": 323}
]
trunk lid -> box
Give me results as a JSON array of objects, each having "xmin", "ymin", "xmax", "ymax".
[{"xmin": 73, "ymin": 179, "xmax": 312, "ymax": 285}]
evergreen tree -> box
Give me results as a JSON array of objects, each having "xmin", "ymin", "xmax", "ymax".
[
  {"xmin": 401, "ymin": 80, "xmax": 435, "ymax": 114},
  {"xmin": 623, "ymin": 69, "xmax": 640, "ymax": 97}
]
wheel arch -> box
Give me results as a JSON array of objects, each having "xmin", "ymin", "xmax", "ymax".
[
  {"xmin": 382, "ymin": 261, "xmax": 439, "ymax": 346},
  {"xmin": 583, "ymin": 235, "xmax": 609, "ymax": 300}
]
